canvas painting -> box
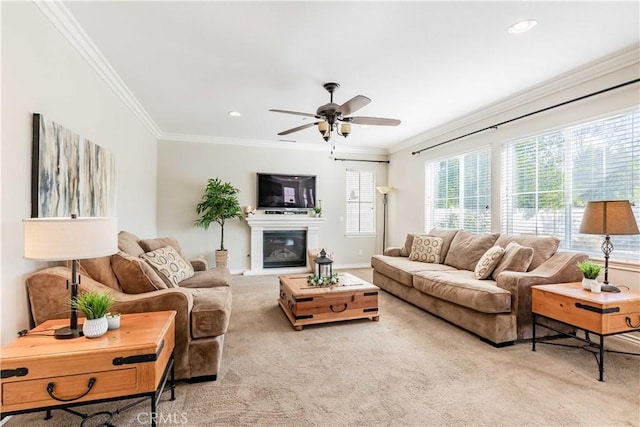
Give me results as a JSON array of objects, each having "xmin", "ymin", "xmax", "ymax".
[{"xmin": 32, "ymin": 114, "xmax": 115, "ymax": 218}]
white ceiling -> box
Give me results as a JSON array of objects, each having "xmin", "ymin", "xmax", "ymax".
[{"xmin": 62, "ymin": 1, "xmax": 639, "ymax": 152}]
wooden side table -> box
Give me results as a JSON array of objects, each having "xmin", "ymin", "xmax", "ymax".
[
  {"xmin": 1, "ymin": 311, "xmax": 176, "ymax": 426},
  {"xmin": 531, "ymin": 283, "xmax": 640, "ymax": 381}
]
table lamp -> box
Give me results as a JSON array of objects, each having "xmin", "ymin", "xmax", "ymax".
[
  {"xmin": 23, "ymin": 215, "xmax": 118, "ymax": 339},
  {"xmin": 579, "ymin": 200, "xmax": 639, "ymax": 290}
]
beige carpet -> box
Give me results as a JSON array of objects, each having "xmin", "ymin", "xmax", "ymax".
[{"xmin": 6, "ymin": 268, "xmax": 640, "ymax": 426}]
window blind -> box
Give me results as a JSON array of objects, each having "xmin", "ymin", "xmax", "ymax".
[
  {"xmin": 425, "ymin": 147, "xmax": 491, "ymax": 233},
  {"xmin": 502, "ymin": 110, "xmax": 639, "ymax": 259},
  {"xmin": 346, "ymin": 169, "xmax": 375, "ymax": 234}
]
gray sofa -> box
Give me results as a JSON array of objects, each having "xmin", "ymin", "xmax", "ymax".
[
  {"xmin": 371, "ymin": 229, "xmax": 588, "ymax": 345},
  {"xmin": 25, "ymin": 231, "xmax": 232, "ymax": 381}
]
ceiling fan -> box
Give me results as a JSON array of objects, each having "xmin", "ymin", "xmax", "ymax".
[{"xmin": 270, "ymin": 83, "xmax": 401, "ymax": 141}]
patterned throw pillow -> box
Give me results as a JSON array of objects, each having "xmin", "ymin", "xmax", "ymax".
[
  {"xmin": 141, "ymin": 246, "xmax": 194, "ymax": 287},
  {"xmin": 474, "ymin": 246, "xmax": 506, "ymax": 279},
  {"xmin": 408, "ymin": 235, "xmax": 443, "ymax": 263}
]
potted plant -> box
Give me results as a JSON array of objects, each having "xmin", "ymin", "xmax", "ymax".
[
  {"xmin": 576, "ymin": 260, "xmax": 602, "ymax": 292},
  {"xmin": 71, "ymin": 291, "xmax": 115, "ymax": 338},
  {"xmin": 312, "ymin": 200, "xmax": 322, "ymax": 217},
  {"xmin": 195, "ymin": 178, "xmax": 244, "ymax": 268}
]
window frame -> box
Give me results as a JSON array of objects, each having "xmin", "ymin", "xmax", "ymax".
[{"xmin": 345, "ymin": 169, "xmax": 376, "ymax": 237}]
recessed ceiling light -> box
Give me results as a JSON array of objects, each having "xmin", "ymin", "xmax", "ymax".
[
  {"xmin": 508, "ymin": 19, "xmax": 537, "ymax": 34},
  {"xmin": 228, "ymin": 111, "xmax": 242, "ymax": 117}
]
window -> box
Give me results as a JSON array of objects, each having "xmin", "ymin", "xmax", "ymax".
[
  {"xmin": 425, "ymin": 148, "xmax": 491, "ymax": 233},
  {"xmin": 346, "ymin": 170, "xmax": 375, "ymax": 234},
  {"xmin": 502, "ymin": 110, "xmax": 640, "ymax": 260}
]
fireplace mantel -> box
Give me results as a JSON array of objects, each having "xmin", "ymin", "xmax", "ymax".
[{"xmin": 244, "ymin": 214, "xmax": 324, "ymax": 275}]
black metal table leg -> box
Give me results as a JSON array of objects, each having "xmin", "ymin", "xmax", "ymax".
[
  {"xmin": 599, "ymin": 334, "xmax": 605, "ymax": 382},
  {"xmin": 532, "ymin": 313, "xmax": 537, "ymax": 352}
]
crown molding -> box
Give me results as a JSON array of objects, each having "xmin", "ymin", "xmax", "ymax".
[
  {"xmin": 158, "ymin": 133, "xmax": 389, "ymax": 156},
  {"xmin": 34, "ymin": 0, "xmax": 162, "ymax": 138},
  {"xmin": 391, "ymin": 44, "xmax": 640, "ymax": 154}
]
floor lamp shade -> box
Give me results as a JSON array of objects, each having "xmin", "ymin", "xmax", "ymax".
[{"xmin": 23, "ymin": 216, "xmax": 118, "ymax": 261}]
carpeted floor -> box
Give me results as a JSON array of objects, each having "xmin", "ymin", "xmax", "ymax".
[{"xmin": 6, "ymin": 268, "xmax": 640, "ymax": 426}]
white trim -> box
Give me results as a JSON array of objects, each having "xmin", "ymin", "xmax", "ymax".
[
  {"xmin": 392, "ymin": 44, "xmax": 640, "ymax": 154},
  {"xmin": 34, "ymin": 1, "xmax": 162, "ymax": 138}
]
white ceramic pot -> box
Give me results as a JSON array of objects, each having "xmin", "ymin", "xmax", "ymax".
[
  {"xmin": 582, "ymin": 278, "xmax": 598, "ymax": 291},
  {"xmin": 83, "ymin": 316, "xmax": 108, "ymax": 338}
]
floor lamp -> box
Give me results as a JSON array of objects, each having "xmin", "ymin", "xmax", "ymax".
[
  {"xmin": 579, "ymin": 200, "xmax": 639, "ymax": 288},
  {"xmin": 377, "ymin": 186, "xmax": 394, "ymax": 252},
  {"xmin": 23, "ymin": 215, "xmax": 118, "ymax": 339}
]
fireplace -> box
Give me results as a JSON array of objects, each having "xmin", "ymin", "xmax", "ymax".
[
  {"xmin": 263, "ymin": 230, "xmax": 306, "ymax": 268},
  {"xmin": 244, "ymin": 215, "xmax": 324, "ymax": 275}
]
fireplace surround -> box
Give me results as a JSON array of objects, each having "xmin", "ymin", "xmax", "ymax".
[{"xmin": 245, "ymin": 215, "xmax": 324, "ymax": 275}]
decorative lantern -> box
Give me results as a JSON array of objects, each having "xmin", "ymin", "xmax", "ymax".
[{"xmin": 314, "ymin": 249, "xmax": 333, "ymax": 279}]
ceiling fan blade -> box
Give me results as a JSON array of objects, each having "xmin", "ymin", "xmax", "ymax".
[
  {"xmin": 270, "ymin": 109, "xmax": 318, "ymax": 118},
  {"xmin": 277, "ymin": 122, "xmax": 318, "ymax": 136},
  {"xmin": 346, "ymin": 116, "xmax": 401, "ymax": 126},
  {"xmin": 337, "ymin": 95, "xmax": 371, "ymax": 116}
]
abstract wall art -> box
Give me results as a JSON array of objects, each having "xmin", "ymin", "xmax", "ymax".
[{"xmin": 31, "ymin": 113, "xmax": 115, "ymax": 218}]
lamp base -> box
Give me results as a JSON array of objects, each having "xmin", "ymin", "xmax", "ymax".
[{"xmin": 54, "ymin": 325, "xmax": 83, "ymax": 339}]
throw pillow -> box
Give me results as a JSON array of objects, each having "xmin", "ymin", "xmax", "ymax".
[
  {"xmin": 141, "ymin": 246, "xmax": 195, "ymax": 287},
  {"xmin": 444, "ymin": 230, "xmax": 499, "ymax": 271},
  {"xmin": 139, "ymin": 237, "xmax": 189, "ymax": 262},
  {"xmin": 491, "ymin": 242, "xmax": 535, "ymax": 280},
  {"xmin": 400, "ymin": 234, "xmax": 417, "ymax": 257},
  {"xmin": 474, "ymin": 246, "xmax": 506, "ymax": 280},
  {"xmin": 111, "ymin": 251, "xmax": 167, "ymax": 294},
  {"xmin": 408, "ymin": 235, "xmax": 443, "ymax": 263}
]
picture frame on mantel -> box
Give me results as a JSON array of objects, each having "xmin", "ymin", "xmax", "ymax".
[{"xmin": 31, "ymin": 113, "xmax": 116, "ymax": 218}]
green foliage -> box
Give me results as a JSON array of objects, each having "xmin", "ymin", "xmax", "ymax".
[
  {"xmin": 71, "ymin": 291, "xmax": 115, "ymax": 319},
  {"xmin": 195, "ymin": 178, "xmax": 244, "ymax": 250},
  {"xmin": 576, "ymin": 261, "xmax": 602, "ymax": 280}
]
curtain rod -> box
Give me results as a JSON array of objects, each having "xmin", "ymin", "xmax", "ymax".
[
  {"xmin": 333, "ymin": 158, "xmax": 390, "ymax": 164},
  {"xmin": 411, "ymin": 78, "xmax": 640, "ymax": 156}
]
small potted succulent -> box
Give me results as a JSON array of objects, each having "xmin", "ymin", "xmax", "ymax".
[
  {"xmin": 71, "ymin": 291, "xmax": 115, "ymax": 338},
  {"xmin": 576, "ymin": 260, "xmax": 602, "ymax": 292},
  {"xmin": 313, "ymin": 200, "xmax": 322, "ymax": 217}
]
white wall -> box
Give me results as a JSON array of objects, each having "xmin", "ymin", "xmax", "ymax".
[
  {"xmin": 156, "ymin": 141, "xmax": 388, "ymax": 271},
  {"xmin": 1, "ymin": 3, "xmax": 158, "ymax": 345},
  {"xmin": 387, "ymin": 56, "xmax": 640, "ymax": 289}
]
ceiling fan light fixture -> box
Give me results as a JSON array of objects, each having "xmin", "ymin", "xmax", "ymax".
[
  {"xmin": 318, "ymin": 120, "xmax": 329, "ymax": 136},
  {"xmin": 340, "ymin": 123, "xmax": 351, "ymax": 138}
]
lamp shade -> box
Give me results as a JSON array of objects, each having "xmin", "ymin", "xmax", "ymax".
[
  {"xmin": 376, "ymin": 186, "xmax": 394, "ymax": 195},
  {"xmin": 579, "ymin": 200, "xmax": 639, "ymax": 236},
  {"xmin": 24, "ymin": 216, "xmax": 118, "ymax": 261}
]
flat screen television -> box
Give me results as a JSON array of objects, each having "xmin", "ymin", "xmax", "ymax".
[{"xmin": 257, "ymin": 173, "xmax": 316, "ymax": 210}]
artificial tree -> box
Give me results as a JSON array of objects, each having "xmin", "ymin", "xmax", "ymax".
[{"xmin": 194, "ymin": 178, "xmax": 243, "ymax": 267}]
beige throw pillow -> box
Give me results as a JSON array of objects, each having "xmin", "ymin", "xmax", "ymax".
[
  {"xmin": 141, "ymin": 246, "xmax": 194, "ymax": 287},
  {"xmin": 474, "ymin": 246, "xmax": 506, "ymax": 279},
  {"xmin": 491, "ymin": 242, "xmax": 535, "ymax": 280},
  {"xmin": 111, "ymin": 251, "xmax": 167, "ymax": 294},
  {"xmin": 408, "ymin": 235, "xmax": 443, "ymax": 263}
]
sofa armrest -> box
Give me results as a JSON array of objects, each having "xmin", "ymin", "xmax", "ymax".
[
  {"xmin": 496, "ymin": 250, "xmax": 588, "ymax": 340},
  {"xmin": 190, "ymin": 256, "xmax": 209, "ymax": 271},
  {"xmin": 384, "ymin": 247, "xmax": 403, "ymax": 257}
]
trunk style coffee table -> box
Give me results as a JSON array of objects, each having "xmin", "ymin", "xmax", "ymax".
[{"xmin": 278, "ymin": 272, "xmax": 380, "ymax": 330}]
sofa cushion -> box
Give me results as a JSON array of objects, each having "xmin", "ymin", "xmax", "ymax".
[
  {"xmin": 408, "ymin": 235, "xmax": 443, "ymax": 263},
  {"xmin": 371, "ymin": 255, "xmax": 456, "ymax": 287},
  {"xmin": 179, "ymin": 268, "xmax": 231, "ymax": 288},
  {"xmin": 399, "ymin": 233, "xmax": 418, "ymax": 257},
  {"xmin": 139, "ymin": 237, "xmax": 189, "ymax": 262},
  {"xmin": 444, "ymin": 231, "xmax": 499, "ymax": 271},
  {"xmin": 188, "ymin": 287, "xmax": 232, "ymax": 338},
  {"xmin": 491, "ymin": 242, "xmax": 534, "ymax": 280},
  {"xmin": 118, "ymin": 231, "xmax": 145, "ymax": 257},
  {"xmin": 413, "ymin": 270, "xmax": 511, "ymax": 314},
  {"xmin": 111, "ymin": 251, "xmax": 167, "ymax": 294},
  {"xmin": 69, "ymin": 257, "xmax": 121, "ymax": 291},
  {"xmin": 494, "ymin": 234, "xmax": 560, "ymax": 270},
  {"xmin": 427, "ymin": 229, "xmax": 460, "ymax": 262},
  {"xmin": 474, "ymin": 246, "xmax": 505, "ymax": 279},
  {"xmin": 141, "ymin": 246, "xmax": 195, "ymax": 287}
]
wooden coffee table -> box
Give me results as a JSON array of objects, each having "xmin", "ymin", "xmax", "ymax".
[{"xmin": 278, "ymin": 272, "xmax": 380, "ymax": 330}]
